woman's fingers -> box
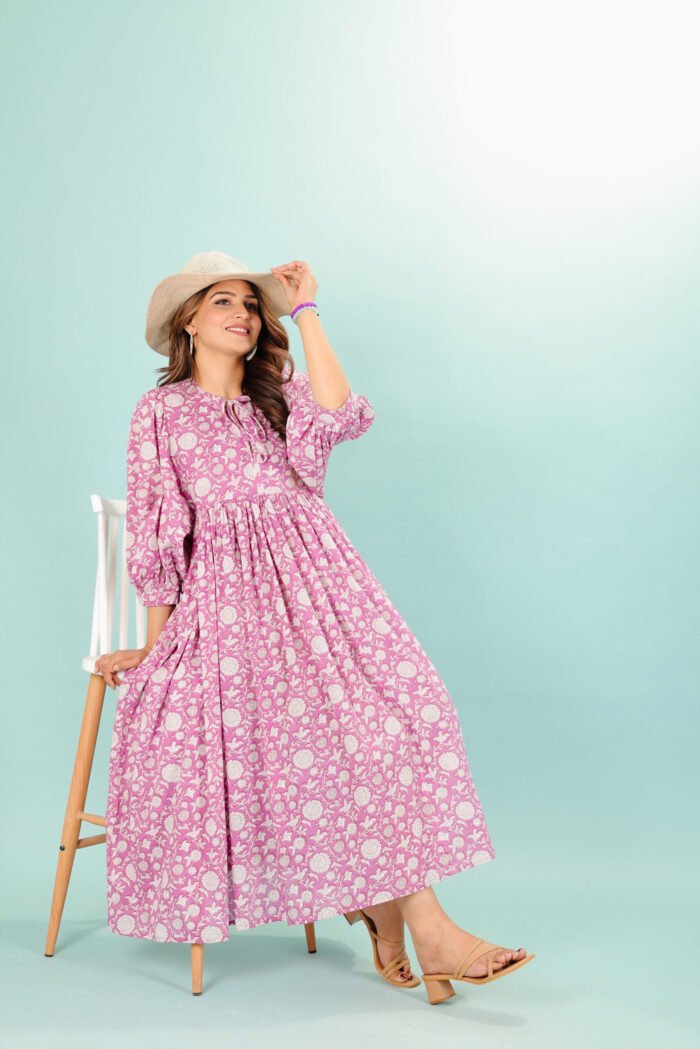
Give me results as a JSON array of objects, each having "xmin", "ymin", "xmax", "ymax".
[
  {"xmin": 95, "ymin": 650, "xmax": 129, "ymax": 688},
  {"xmin": 95, "ymin": 646, "xmax": 153, "ymax": 688},
  {"xmin": 271, "ymin": 261, "xmax": 308, "ymax": 276}
]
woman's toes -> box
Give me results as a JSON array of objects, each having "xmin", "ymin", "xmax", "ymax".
[{"xmin": 491, "ymin": 949, "xmax": 516, "ymax": 971}]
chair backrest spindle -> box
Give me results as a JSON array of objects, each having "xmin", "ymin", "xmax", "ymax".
[{"xmin": 83, "ymin": 494, "xmax": 146, "ymax": 675}]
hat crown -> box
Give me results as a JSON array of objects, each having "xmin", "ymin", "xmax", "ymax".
[{"xmin": 182, "ymin": 251, "xmax": 251, "ymax": 277}]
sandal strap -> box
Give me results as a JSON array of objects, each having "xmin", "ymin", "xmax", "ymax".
[
  {"xmin": 357, "ymin": 910, "xmax": 413, "ymax": 982},
  {"xmin": 372, "ymin": 932, "xmax": 405, "ymax": 949},
  {"xmin": 455, "ymin": 939, "xmax": 512, "ymax": 979},
  {"xmin": 380, "ymin": 950, "xmax": 411, "ymax": 980},
  {"xmin": 455, "ymin": 938, "xmax": 490, "ymax": 978},
  {"xmin": 360, "ymin": 911, "xmax": 405, "ymax": 949}
]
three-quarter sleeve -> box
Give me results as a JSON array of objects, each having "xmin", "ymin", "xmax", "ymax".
[
  {"xmin": 282, "ymin": 366, "xmax": 375, "ymax": 496},
  {"xmin": 124, "ymin": 389, "xmax": 194, "ymax": 606}
]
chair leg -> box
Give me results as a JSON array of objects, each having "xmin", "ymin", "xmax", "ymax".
[
  {"xmin": 45, "ymin": 673, "xmax": 107, "ymax": 958},
  {"xmin": 304, "ymin": 922, "xmax": 317, "ymax": 953},
  {"xmin": 191, "ymin": 942, "xmax": 204, "ymax": 995},
  {"xmin": 187, "ymin": 920, "xmax": 313, "ymax": 996}
]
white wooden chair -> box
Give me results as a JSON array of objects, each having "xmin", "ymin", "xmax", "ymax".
[{"xmin": 44, "ymin": 494, "xmax": 318, "ymax": 994}]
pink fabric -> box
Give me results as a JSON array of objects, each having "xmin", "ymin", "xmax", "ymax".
[{"xmin": 106, "ymin": 365, "xmax": 495, "ymax": 943}]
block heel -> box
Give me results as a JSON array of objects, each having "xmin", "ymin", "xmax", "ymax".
[{"xmin": 423, "ymin": 976, "xmax": 456, "ymax": 1004}]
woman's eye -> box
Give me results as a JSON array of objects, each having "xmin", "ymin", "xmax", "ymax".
[{"xmin": 215, "ymin": 297, "xmax": 258, "ymax": 310}]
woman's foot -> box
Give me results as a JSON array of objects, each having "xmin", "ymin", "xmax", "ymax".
[
  {"xmin": 412, "ymin": 915, "xmax": 527, "ymax": 979},
  {"xmin": 360, "ymin": 900, "xmax": 417, "ymax": 983}
]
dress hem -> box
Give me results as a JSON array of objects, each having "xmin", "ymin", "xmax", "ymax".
[{"xmin": 107, "ymin": 847, "xmax": 496, "ymax": 944}]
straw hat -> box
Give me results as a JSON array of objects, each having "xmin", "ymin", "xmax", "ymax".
[{"xmin": 145, "ymin": 250, "xmax": 291, "ymax": 356}]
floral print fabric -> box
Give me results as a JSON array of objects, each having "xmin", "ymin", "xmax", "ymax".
[{"xmin": 105, "ymin": 363, "xmax": 496, "ymax": 943}]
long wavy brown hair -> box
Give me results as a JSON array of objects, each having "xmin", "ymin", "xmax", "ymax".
[{"xmin": 154, "ymin": 280, "xmax": 295, "ymax": 440}]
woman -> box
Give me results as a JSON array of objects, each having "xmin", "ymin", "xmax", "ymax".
[{"xmin": 97, "ymin": 251, "xmax": 534, "ymax": 1005}]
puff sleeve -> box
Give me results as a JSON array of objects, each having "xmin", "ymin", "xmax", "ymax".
[
  {"xmin": 124, "ymin": 389, "xmax": 194, "ymax": 606},
  {"xmin": 283, "ymin": 366, "xmax": 375, "ymax": 496}
]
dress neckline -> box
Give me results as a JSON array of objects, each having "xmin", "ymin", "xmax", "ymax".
[{"xmin": 186, "ymin": 377, "xmax": 251, "ymax": 404}]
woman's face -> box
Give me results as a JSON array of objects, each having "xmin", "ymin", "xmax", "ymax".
[{"xmin": 187, "ymin": 278, "xmax": 263, "ymax": 355}]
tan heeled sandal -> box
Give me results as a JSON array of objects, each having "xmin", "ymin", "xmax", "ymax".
[
  {"xmin": 421, "ymin": 938, "xmax": 536, "ymax": 1004},
  {"xmin": 344, "ymin": 909, "xmax": 421, "ymax": 988}
]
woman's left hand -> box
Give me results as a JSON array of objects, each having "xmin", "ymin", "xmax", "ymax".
[
  {"xmin": 270, "ymin": 260, "xmax": 318, "ymax": 312},
  {"xmin": 94, "ymin": 645, "xmax": 152, "ymax": 689}
]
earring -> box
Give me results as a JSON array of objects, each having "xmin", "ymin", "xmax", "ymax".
[
  {"xmin": 189, "ymin": 331, "xmax": 195, "ymax": 356},
  {"xmin": 245, "ymin": 343, "xmax": 258, "ymax": 361}
]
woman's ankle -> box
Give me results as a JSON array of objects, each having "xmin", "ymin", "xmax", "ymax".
[
  {"xmin": 395, "ymin": 886, "xmax": 444, "ymax": 918},
  {"xmin": 363, "ymin": 899, "xmax": 400, "ymax": 922}
]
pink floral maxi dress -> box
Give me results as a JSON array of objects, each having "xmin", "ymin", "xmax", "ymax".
[{"xmin": 105, "ymin": 364, "xmax": 496, "ymax": 943}]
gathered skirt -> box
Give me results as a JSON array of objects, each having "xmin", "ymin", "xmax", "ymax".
[{"xmin": 106, "ymin": 489, "xmax": 496, "ymax": 942}]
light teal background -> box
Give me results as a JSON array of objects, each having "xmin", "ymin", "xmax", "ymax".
[{"xmin": 1, "ymin": 1, "xmax": 698, "ymax": 1046}]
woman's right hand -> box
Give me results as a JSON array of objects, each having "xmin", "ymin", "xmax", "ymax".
[{"xmin": 94, "ymin": 645, "xmax": 152, "ymax": 689}]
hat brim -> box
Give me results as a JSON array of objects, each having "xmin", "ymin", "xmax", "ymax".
[{"xmin": 145, "ymin": 271, "xmax": 290, "ymax": 356}]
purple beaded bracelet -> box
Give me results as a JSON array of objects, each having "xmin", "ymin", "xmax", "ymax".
[{"xmin": 291, "ymin": 301, "xmax": 320, "ymax": 323}]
